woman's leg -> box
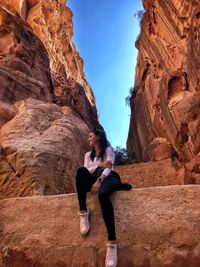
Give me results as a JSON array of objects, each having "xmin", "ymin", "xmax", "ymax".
[
  {"xmin": 98, "ymin": 174, "xmax": 120, "ymax": 241},
  {"xmin": 76, "ymin": 166, "xmax": 96, "ymax": 211}
]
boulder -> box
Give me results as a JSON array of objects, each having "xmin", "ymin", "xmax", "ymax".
[{"xmin": 0, "ymin": 98, "xmax": 90, "ymax": 199}]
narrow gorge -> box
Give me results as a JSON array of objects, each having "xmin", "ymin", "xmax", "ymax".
[{"xmin": 0, "ymin": 0, "xmax": 200, "ymax": 267}]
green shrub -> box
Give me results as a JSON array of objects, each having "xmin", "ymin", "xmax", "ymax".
[{"xmin": 114, "ymin": 146, "xmax": 135, "ymax": 165}]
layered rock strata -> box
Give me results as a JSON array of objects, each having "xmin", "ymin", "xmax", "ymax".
[
  {"xmin": 0, "ymin": 5, "xmax": 53, "ymax": 121},
  {"xmin": 1, "ymin": 186, "xmax": 200, "ymax": 267},
  {"xmin": 0, "ymin": 0, "xmax": 99, "ymax": 129},
  {"xmin": 127, "ymin": 0, "xmax": 200, "ymax": 179},
  {"xmin": 26, "ymin": 0, "xmax": 98, "ymax": 128},
  {"xmin": 0, "ymin": 1, "xmax": 99, "ymax": 198}
]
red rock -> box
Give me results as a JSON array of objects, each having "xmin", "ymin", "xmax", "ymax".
[
  {"xmin": 26, "ymin": 0, "xmax": 99, "ymax": 128},
  {"xmin": 51, "ymin": 71, "xmax": 100, "ymax": 129},
  {"xmin": 127, "ymin": 0, "xmax": 200, "ymax": 170},
  {"xmin": 0, "ymin": 0, "xmax": 99, "ymax": 129},
  {"xmin": 0, "ymin": 5, "xmax": 53, "ymax": 104},
  {"xmin": 0, "ymin": 98, "xmax": 90, "ymax": 199},
  {"xmin": 0, "ymin": 102, "xmax": 16, "ymax": 127},
  {"xmin": 1, "ymin": 186, "xmax": 200, "ymax": 266},
  {"xmin": 0, "ymin": 0, "xmax": 101, "ymax": 199},
  {"xmin": 115, "ymin": 159, "xmax": 186, "ymax": 188},
  {"xmin": 146, "ymin": 137, "xmax": 171, "ymax": 161}
]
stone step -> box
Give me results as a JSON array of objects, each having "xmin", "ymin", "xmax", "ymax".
[
  {"xmin": 1, "ymin": 185, "xmax": 200, "ymax": 267},
  {"xmin": 115, "ymin": 159, "xmax": 185, "ymax": 188}
]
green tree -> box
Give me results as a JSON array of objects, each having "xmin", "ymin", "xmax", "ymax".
[
  {"xmin": 125, "ymin": 86, "xmax": 138, "ymax": 106},
  {"xmin": 134, "ymin": 10, "xmax": 145, "ymax": 26},
  {"xmin": 114, "ymin": 146, "xmax": 135, "ymax": 166}
]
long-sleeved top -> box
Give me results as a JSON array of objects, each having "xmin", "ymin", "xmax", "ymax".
[{"xmin": 84, "ymin": 146, "xmax": 115, "ymax": 177}]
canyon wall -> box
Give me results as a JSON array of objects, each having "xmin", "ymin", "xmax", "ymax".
[
  {"xmin": 127, "ymin": 0, "xmax": 200, "ymax": 179},
  {"xmin": 1, "ymin": 2, "xmax": 200, "ymax": 266},
  {"xmin": 0, "ymin": 1, "xmax": 100, "ymax": 199}
]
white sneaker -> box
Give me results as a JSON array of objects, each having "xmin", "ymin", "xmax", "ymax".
[
  {"xmin": 105, "ymin": 243, "xmax": 118, "ymax": 267},
  {"xmin": 78, "ymin": 209, "xmax": 90, "ymax": 235}
]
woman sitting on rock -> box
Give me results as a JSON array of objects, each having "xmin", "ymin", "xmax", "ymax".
[{"xmin": 76, "ymin": 128, "xmax": 127, "ymax": 267}]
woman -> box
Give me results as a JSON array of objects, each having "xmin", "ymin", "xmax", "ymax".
[{"xmin": 76, "ymin": 128, "xmax": 121, "ymax": 267}]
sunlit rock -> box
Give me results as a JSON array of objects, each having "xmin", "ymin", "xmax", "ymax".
[{"xmin": 127, "ymin": 0, "xmax": 200, "ymax": 180}]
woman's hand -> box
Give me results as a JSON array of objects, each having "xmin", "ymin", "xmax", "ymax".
[
  {"xmin": 91, "ymin": 180, "xmax": 101, "ymax": 195},
  {"xmin": 98, "ymin": 161, "xmax": 112, "ymax": 168}
]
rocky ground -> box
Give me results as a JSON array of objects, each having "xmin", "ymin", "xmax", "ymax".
[
  {"xmin": 1, "ymin": 184, "xmax": 200, "ymax": 267},
  {"xmin": 1, "ymin": 161, "xmax": 200, "ymax": 267}
]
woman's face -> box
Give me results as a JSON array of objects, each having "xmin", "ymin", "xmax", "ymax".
[{"xmin": 88, "ymin": 132, "xmax": 99, "ymax": 147}]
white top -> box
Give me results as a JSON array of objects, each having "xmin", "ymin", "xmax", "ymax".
[{"xmin": 84, "ymin": 146, "xmax": 115, "ymax": 177}]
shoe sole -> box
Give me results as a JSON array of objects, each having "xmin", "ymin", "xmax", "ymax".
[{"xmin": 105, "ymin": 262, "xmax": 117, "ymax": 267}]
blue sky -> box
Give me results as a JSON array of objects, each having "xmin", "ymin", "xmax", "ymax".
[{"xmin": 68, "ymin": 0, "xmax": 143, "ymax": 148}]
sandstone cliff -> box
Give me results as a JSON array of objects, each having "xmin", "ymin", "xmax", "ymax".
[
  {"xmin": 0, "ymin": 0, "xmax": 99, "ymax": 128},
  {"xmin": 1, "ymin": 1, "xmax": 200, "ymax": 266},
  {"xmin": 0, "ymin": 1, "xmax": 100, "ymax": 199},
  {"xmin": 127, "ymin": 0, "xmax": 200, "ymax": 180}
]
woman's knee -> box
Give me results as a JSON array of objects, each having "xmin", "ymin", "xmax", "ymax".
[
  {"xmin": 77, "ymin": 166, "xmax": 88, "ymax": 172},
  {"xmin": 76, "ymin": 166, "xmax": 88, "ymax": 176},
  {"xmin": 76, "ymin": 167, "xmax": 88, "ymax": 185},
  {"xmin": 98, "ymin": 190, "xmax": 109, "ymax": 202}
]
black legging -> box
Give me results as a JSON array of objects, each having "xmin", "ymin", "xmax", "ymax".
[{"xmin": 76, "ymin": 166, "xmax": 121, "ymax": 241}]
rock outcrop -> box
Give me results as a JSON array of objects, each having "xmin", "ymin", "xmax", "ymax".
[
  {"xmin": 26, "ymin": 0, "xmax": 98, "ymax": 128},
  {"xmin": 0, "ymin": 0, "xmax": 99, "ymax": 129},
  {"xmin": 127, "ymin": 0, "xmax": 200, "ymax": 180},
  {"xmin": 115, "ymin": 159, "xmax": 187, "ymax": 188},
  {"xmin": 0, "ymin": 1, "xmax": 100, "ymax": 198},
  {"xmin": 1, "ymin": 186, "xmax": 200, "ymax": 267},
  {"xmin": 0, "ymin": 5, "xmax": 53, "ymax": 104},
  {"xmin": 0, "ymin": 98, "xmax": 89, "ymax": 199}
]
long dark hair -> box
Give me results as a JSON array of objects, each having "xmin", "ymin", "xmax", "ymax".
[{"xmin": 90, "ymin": 128, "xmax": 110, "ymax": 161}]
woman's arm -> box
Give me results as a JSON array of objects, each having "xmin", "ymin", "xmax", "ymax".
[
  {"xmin": 99, "ymin": 161, "xmax": 112, "ymax": 168},
  {"xmin": 98, "ymin": 147, "xmax": 115, "ymax": 181},
  {"xmin": 91, "ymin": 147, "xmax": 115, "ymax": 194}
]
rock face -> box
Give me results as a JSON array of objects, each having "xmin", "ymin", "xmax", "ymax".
[
  {"xmin": 0, "ymin": 5, "xmax": 53, "ymax": 103},
  {"xmin": 127, "ymin": 0, "xmax": 200, "ymax": 178},
  {"xmin": 1, "ymin": 186, "xmax": 200, "ymax": 267},
  {"xmin": 0, "ymin": 0, "xmax": 99, "ymax": 129},
  {"xmin": 26, "ymin": 0, "xmax": 99, "ymax": 129},
  {"xmin": 0, "ymin": 1, "xmax": 100, "ymax": 198},
  {"xmin": 0, "ymin": 98, "xmax": 89, "ymax": 199},
  {"xmin": 115, "ymin": 159, "xmax": 187, "ymax": 188},
  {"xmin": 0, "ymin": 102, "xmax": 16, "ymax": 128}
]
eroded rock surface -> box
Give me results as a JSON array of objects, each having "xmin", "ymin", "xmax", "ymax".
[
  {"xmin": 115, "ymin": 159, "xmax": 186, "ymax": 188},
  {"xmin": 127, "ymin": 0, "xmax": 200, "ymax": 177},
  {"xmin": 0, "ymin": 0, "xmax": 99, "ymax": 129},
  {"xmin": 0, "ymin": 102, "xmax": 16, "ymax": 127},
  {"xmin": 1, "ymin": 186, "xmax": 200, "ymax": 267},
  {"xmin": 26, "ymin": 0, "xmax": 98, "ymax": 129},
  {"xmin": 0, "ymin": 1, "xmax": 100, "ymax": 198},
  {"xmin": 0, "ymin": 98, "xmax": 90, "ymax": 199},
  {"xmin": 0, "ymin": 5, "xmax": 53, "ymax": 103}
]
